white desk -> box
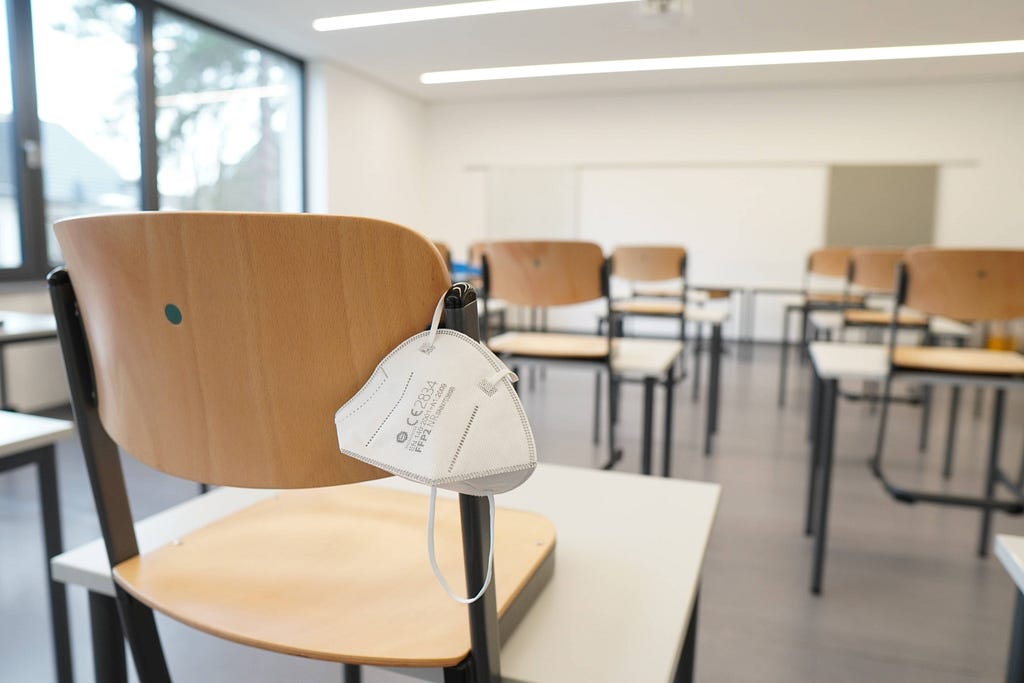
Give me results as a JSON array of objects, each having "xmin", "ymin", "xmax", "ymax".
[
  {"xmin": 0, "ymin": 311, "xmax": 58, "ymax": 409},
  {"xmin": 53, "ymin": 464, "xmax": 721, "ymax": 683},
  {"xmin": 807, "ymin": 341, "xmax": 1024, "ymax": 595},
  {"xmin": 1, "ymin": 410, "xmax": 75, "ymax": 683},
  {"xmin": 806, "ymin": 310, "xmax": 972, "ymax": 342},
  {"xmin": 995, "ymin": 535, "xmax": 1024, "ymax": 681}
]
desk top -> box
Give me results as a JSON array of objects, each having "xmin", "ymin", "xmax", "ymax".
[
  {"xmin": 808, "ymin": 310, "xmax": 971, "ymax": 339},
  {"xmin": 809, "ymin": 342, "xmax": 889, "ymax": 381},
  {"xmin": 0, "ymin": 411, "xmax": 74, "ymax": 458},
  {"xmin": 52, "ymin": 464, "xmax": 720, "ymax": 683},
  {"xmin": 0, "ymin": 311, "xmax": 57, "ymax": 342},
  {"xmin": 996, "ymin": 535, "xmax": 1024, "ymax": 593}
]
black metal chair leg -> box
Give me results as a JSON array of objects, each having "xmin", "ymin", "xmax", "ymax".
[
  {"xmin": 942, "ymin": 386, "xmax": 962, "ymax": 480},
  {"xmin": 978, "ymin": 388, "xmax": 1006, "ymax": 558},
  {"xmin": 90, "ymin": 592, "xmax": 128, "ymax": 683}
]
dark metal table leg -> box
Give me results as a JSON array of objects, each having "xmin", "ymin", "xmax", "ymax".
[
  {"xmin": 942, "ymin": 386, "xmax": 962, "ymax": 480},
  {"xmin": 641, "ymin": 376, "xmax": 656, "ymax": 476},
  {"xmin": 978, "ymin": 388, "xmax": 1006, "ymax": 558},
  {"xmin": 90, "ymin": 591, "xmax": 127, "ymax": 683},
  {"xmin": 811, "ymin": 378, "xmax": 838, "ymax": 595},
  {"xmin": 918, "ymin": 384, "xmax": 932, "ymax": 453},
  {"xmin": 592, "ymin": 371, "xmax": 602, "ymax": 445},
  {"xmin": 343, "ymin": 663, "xmax": 362, "ymax": 683},
  {"xmin": 709, "ymin": 323, "xmax": 722, "ymax": 437},
  {"xmin": 692, "ymin": 324, "xmax": 703, "ymax": 403},
  {"xmin": 807, "ymin": 365, "xmax": 821, "ymax": 444},
  {"xmin": 778, "ymin": 307, "xmax": 791, "ymax": 407},
  {"xmin": 1007, "ymin": 589, "xmax": 1024, "ymax": 683},
  {"xmin": 662, "ymin": 363, "xmax": 675, "ymax": 478},
  {"xmin": 799, "ymin": 305, "xmax": 810, "ymax": 365},
  {"xmin": 673, "ymin": 588, "xmax": 699, "ymax": 683},
  {"xmin": 805, "ymin": 372, "xmax": 824, "ymax": 537},
  {"xmin": 36, "ymin": 446, "xmax": 72, "ymax": 683},
  {"xmin": 0, "ymin": 342, "xmax": 8, "ymax": 409}
]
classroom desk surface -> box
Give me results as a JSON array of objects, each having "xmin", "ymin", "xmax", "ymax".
[
  {"xmin": 0, "ymin": 311, "xmax": 59, "ymax": 410},
  {"xmin": 995, "ymin": 535, "xmax": 1024, "ymax": 681},
  {"xmin": 0, "ymin": 410, "xmax": 74, "ymax": 457},
  {"xmin": 53, "ymin": 464, "xmax": 721, "ymax": 683},
  {"xmin": 807, "ymin": 310, "xmax": 972, "ymax": 339},
  {"xmin": 996, "ymin": 535, "xmax": 1024, "ymax": 593}
]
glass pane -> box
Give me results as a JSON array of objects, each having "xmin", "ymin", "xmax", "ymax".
[
  {"xmin": 33, "ymin": 0, "xmax": 141, "ymax": 265},
  {"xmin": 154, "ymin": 10, "xmax": 302, "ymax": 212},
  {"xmin": 0, "ymin": 3, "xmax": 21, "ymax": 269}
]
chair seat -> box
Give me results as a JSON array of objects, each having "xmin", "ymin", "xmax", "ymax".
[
  {"xmin": 893, "ymin": 346, "xmax": 1024, "ymax": 376},
  {"xmin": 114, "ymin": 486, "xmax": 555, "ymax": 667},
  {"xmin": 807, "ymin": 292, "xmax": 865, "ymax": 305},
  {"xmin": 844, "ymin": 309, "xmax": 928, "ymax": 327},
  {"xmin": 612, "ymin": 300, "xmax": 685, "ymax": 316},
  {"xmin": 488, "ymin": 332, "xmax": 683, "ymax": 377}
]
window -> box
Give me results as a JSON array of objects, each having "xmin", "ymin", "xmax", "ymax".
[
  {"xmin": 154, "ymin": 11, "xmax": 303, "ymax": 212},
  {"xmin": 0, "ymin": 0, "xmax": 305, "ymax": 281},
  {"xmin": 0, "ymin": 2, "xmax": 20, "ymax": 269},
  {"xmin": 33, "ymin": 0, "xmax": 141, "ymax": 265}
]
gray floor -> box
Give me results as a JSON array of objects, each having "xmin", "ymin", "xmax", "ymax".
[{"xmin": 2, "ymin": 342, "xmax": 1023, "ymax": 682}]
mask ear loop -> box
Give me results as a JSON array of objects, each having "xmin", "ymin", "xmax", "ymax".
[
  {"xmin": 420, "ymin": 293, "xmax": 447, "ymax": 353},
  {"xmin": 427, "ymin": 486, "xmax": 495, "ymax": 604}
]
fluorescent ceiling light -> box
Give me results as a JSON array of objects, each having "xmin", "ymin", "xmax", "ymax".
[
  {"xmin": 313, "ymin": 0, "xmax": 636, "ymax": 32},
  {"xmin": 421, "ymin": 39, "xmax": 1024, "ymax": 84}
]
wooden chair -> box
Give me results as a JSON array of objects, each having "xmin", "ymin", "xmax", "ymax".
[
  {"xmin": 47, "ymin": 212, "xmax": 555, "ymax": 683},
  {"xmin": 483, "ymin": 241, "xmax": 685, "ymax": 476},
  {"xmin": 778, "ymin": 246, "xmax": 867, "ymax": 406},
  {"xmin": 871, "ymin": 248, "xmax": 1024, "ymax": 556},
  {"xmin": 608, "ymin": 245, "xmax": 688, "ymax": 343}
]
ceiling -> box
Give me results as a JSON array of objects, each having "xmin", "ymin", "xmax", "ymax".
[{"xmin": 162, "ymin": 0, "xmax": 1024, "ymax": 102}]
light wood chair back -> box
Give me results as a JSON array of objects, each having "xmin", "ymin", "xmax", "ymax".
[
  {"xmin": 901, "ymin": 247, "xmax": 1024, "ymax": 322},
  {"xmin": 54, "ymin": 212, "xmax": 451, "ymax": 489},
  {"xmin": 850, "ymin": 248, "xmax": 904, "ymax": 292},
  {"xmin": 433, "ymin": 241, "xmax": 452, "ymax": 270},
  {"xmin": 484, "ymin": 241, "xmax": 606, "ymax": 307},
  {"xmin": 611, "ymin": 246, "xmax": 686, "ymax": 282},
  {"xmin": 807, "ymin": 247, "xmax": 853, "ymax": 278}
]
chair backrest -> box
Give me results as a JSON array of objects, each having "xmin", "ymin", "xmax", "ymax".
[
  {"xmin": 807, "ymin": 247, "xmax": 853, "ymax": 278},
  {"xmin": 611, "ymin": 245, "xmax": 686, "ymax": 282},
  {"xmin": 433, "ymin": 241, "xmax": 452, "ymax": 270},
  {"xmin": 54, "ymin": 212, "xmax": 451, "ymax": 489},
  {"xmin": 849, "ymin": 248, "xmax": 904, "ymax": 292},
  {"xmin": 900, "ymin": 247, "xmax": 1024, "ymax": 322},
  {"xmin": 483, "ymin": 240, "xmax": 606, "ymax": 307}
]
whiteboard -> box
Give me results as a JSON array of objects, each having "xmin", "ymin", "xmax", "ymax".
[{"xmin": 485, "ymin": 167, "xmax": 577, "ymax": 240}]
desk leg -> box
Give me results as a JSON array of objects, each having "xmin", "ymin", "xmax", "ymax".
[
  {"xmin": 918, "ymin": 384, "xmax": 932, "ymax": 453},
  {"xmin": 592, "ymin": 371, "xmax": 602, "ymax": 445},
  {"xmin": 89, "ymin": 591, "xmax": 127, "ymax": 683},
  {"xmin": 811, "ymin": 378, "xmax": 838, "ymax": 595},
  {"xmin": 807, "ymin": 367, "xmax": 820, "ymax": 444},
  {"xmin": 673, "ymin": 588, "xmax": 699, "ymax": 683},
  {"xmin": 36, "ymin": 446, "xmax": 72, "ymax": 683},
  {"xmin": 641, "ymin": 376, "xmax": 656, "ymax": 476},
  {"xmin": 978, "ymin": 388, "xmax": 1006, "ymax": 558},
  {"xmin": 805, "ymin": 372, "xmax": 823, "ymax": 537},
  {"xmin": 709, "ymin": 323, "xmax": 722, "ymax": 437},
  {"xmin": 778, "ymin": 307, "xmax": 791, "ymax": 407},
  {"xmin": 745, "ymin": 290, "xmax": 756, "ymax": 359},
  {"xmin": 0, "ymin": 342, "xmax": 7, "ymax": 409},
  {"xmin": 1007, "ymin": 589, "xmax": 1024, "ymax": 682},
  {"xmin": 662, "ymin": 363, "xmax": 675, "ymax": 478},
  {"xmin": 692, "ymin": 324, "xmax": 703, "ymax": 403},
  {"xmin": 799, "ymin": 305, "xmax": 810, "ymax": 365},
  {"xmin": 942, "ymin": 386, "xmax": 961, "ymax": 479},
  {"xmin": 343, "ymin": 663, "xmax": 362, "ymax": 682}
]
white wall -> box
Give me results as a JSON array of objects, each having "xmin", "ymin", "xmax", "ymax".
[
  {"xmin": 307, "ymin": 62, "xmax": 428, "ymax": 228},
  {"xmin": 421, "ymin": 79, "xmax": 1024, "ymax": 339}
]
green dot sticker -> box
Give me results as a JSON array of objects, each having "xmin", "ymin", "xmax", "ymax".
[{"xmin": 164, "ymin": 304, "xmax": 183, "ymax": 325}]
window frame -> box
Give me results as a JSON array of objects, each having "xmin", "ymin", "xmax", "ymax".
[{"xmin": 0, "ymin": 0, "xmax": 306, "ymax": 283}]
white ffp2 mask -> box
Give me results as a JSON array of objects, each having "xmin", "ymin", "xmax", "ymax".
[{"xmin": 335, "ymin": 294, "xmax": 537, "ymax": 602}]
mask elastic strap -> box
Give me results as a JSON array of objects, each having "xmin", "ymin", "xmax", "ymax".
[
  {"xmin": 427, "ymin": 486, "xmax": 495, "ymax": 604},
  {"xmin": 421, "ymin": 293, "xmax": 447, "ymax": 352}
]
